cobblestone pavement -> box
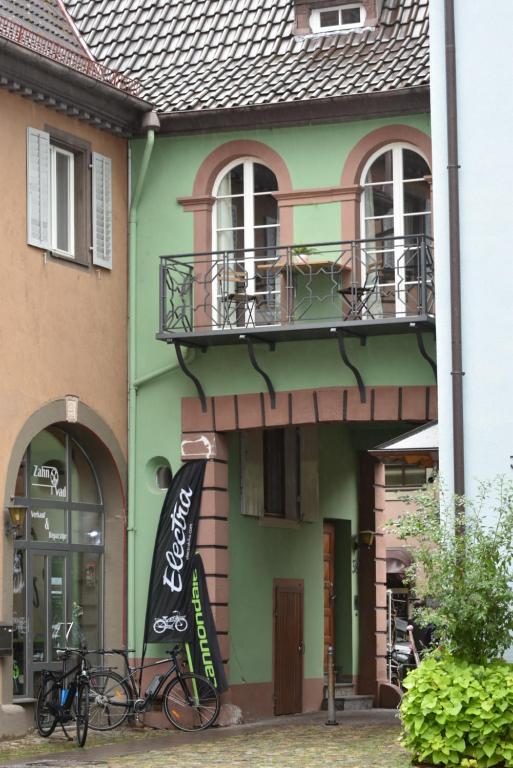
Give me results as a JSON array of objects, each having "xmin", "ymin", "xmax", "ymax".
[{"xmin": 0, "ymin": 711, "xmax": 409, "ymax": 768}]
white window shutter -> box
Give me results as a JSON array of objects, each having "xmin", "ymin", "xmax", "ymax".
[
  {"xmin": 299, "ymin": 425, "xmax": 319, "ymax": 522},
  {"xmin": 240, "ymin": 430, "xmax": 264, "ymax": 518},
  {"xmin": 92, "ymin": 152, "xmax": 113, "ymax": 269},
  {"xmin": 27, "ymin": 128, "xmax": 50, "ymax": 249}
]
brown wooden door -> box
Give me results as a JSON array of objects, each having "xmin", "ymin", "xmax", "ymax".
[
  {"xmin": 273, "ymin": 580, "xmax": 303, "ymax": 715},
  {"xmin": 324, "ymin": 522, "xmax": 336, "ymax": 672}
]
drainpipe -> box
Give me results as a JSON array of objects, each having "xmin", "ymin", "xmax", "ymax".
[
  {"xmin": 444, "ymin": 0, "xmax": 465, "ymax": 503},
  {"xmin": 127, "ymin": 109, "xmax": 160, "ymax": 654}
]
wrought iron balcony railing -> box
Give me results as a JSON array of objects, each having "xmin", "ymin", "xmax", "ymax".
[{"xmin": 158, "ymin": 235, "xmax": 435, "ymax": 341}]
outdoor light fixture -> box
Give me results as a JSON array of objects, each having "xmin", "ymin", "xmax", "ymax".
[
  {"xmin": 353, "ymin": 530, "xmax": 376, "ymax": 550},
  {"xmin": 4, "ymin": 505, "xmax": 27, "ymax": 538}
]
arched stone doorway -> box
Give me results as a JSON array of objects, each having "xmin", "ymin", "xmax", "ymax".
[{"xmin": 1, "ymin": 399, "xmax": 126, "ymax": 704}]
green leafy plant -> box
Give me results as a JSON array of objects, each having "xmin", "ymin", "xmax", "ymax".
[
  {"xmin": 401, "ymin": 653, "xmax": 513, "ymax": 767},
  {"xmin": 387, "ymin": 479, "xmax": 513, "ymax": 663},
  {"xmin": 291, "ymin": 245, "xmax": 317, "ymax": 257}
]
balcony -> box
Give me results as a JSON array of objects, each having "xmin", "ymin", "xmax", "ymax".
[
  {"xmin": 158, "ymin": 235, "xmax": 434, "ymax": 340},
  {"xmin": 157, "ymin": 235, "xmax": 435, "ymax": 407}
]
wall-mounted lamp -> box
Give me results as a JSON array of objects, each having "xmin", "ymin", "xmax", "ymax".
[
  {"xmin": 353, "ymin": 530, "xmax": 376, "ymax": 550},
  {"xmin": 5, "ymin": 505, "xmax": 27, "ymax": 538}
]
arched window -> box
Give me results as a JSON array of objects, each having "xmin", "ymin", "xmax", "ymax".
[
  {"xmin": 360, "ymin": 144, "xmax": 431, "ymax": 316},
  {"xmin": 213, "ymin": 159, "xmax": 279, "ymax": 252},
  {"xmin": 213, "ymin": 160, "xmax": 280, "ymax": 327},
  {"xmin": 12, "ymin": 426, "xmax": 104, "ymax": 697}
]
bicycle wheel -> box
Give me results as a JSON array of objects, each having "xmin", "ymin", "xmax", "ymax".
[
  {"xmin": 75, "ymin": 681, "xmax": 89, "ymax": 747},
  {"xmin": 35, "ymin": 677, "xmax": 58, "ymax": 737},
  {"xmin": 162, "ymin": 673, "xmax": 219, "ymax": 732},
  {"xmin": 88, "ymin": 670, "xmax": 131, "ymax": 731}
]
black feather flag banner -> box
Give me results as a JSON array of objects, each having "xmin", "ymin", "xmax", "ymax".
[{"xmin": 143, "ymin": 459, "xmax": 206, "ymax": 645}]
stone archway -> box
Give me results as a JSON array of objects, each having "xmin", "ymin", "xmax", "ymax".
[{"xmin": 0, "ymin": 398, "xmax": 126, "ymax": 734}]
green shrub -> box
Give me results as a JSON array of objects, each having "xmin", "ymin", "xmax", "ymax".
[
  {"xmin": 387, "ymin": 480, "xmax": 513, "ymax": 663},
  {"xmin": 401, "ymin": 653, "xmax": 513, "ymax": 767}
]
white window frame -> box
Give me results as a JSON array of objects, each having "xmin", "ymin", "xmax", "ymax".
[
  {"xmin": 310, "ymin": 4, "xmax": 365, "ymax": 33},
  {"xmin": 50, "ymin": 145, "xmax": 75, "ymax": 259},
  {"xmin": 360, "ymin": 142, "xmax": 431, "ymax": 316},
  {"xmin": 212, "ymin": 157, "xmax": 280, "ymax": 328}
]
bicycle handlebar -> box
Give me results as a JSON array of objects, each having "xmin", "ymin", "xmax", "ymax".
[{"xmin": 55, "ymin": 647, "xmax": 88, "ymax": 659}]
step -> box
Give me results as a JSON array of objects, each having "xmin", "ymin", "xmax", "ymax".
[
  {"xmin": 322, "ymin": 683, "xmax": 355, "ymax": 699},
  {"xmin": 321, "ymin": 694, "xmax": 374, "ymax": 711}
]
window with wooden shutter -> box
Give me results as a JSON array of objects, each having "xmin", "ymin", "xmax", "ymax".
[
  {"xmin": 241, "ymin": 427, "xmax": 303, "ymax": 521},
  {"xmin": 299, "ymin": 425, "xmax": 319, "ymax": 522},
  {"xmin": 27, "ymin": 126, "xmax": 100, "ymax": 267},
  {"xmin": 92, "ymin": 153, "xmax": 113, "ymax": 270},
  {"xmin": 240, "ymin": 430, "xmax": 264, "ymax": 517},
  {"xmin": 27, "ymin": 128, "xmax": 50, "ymax": 249}
]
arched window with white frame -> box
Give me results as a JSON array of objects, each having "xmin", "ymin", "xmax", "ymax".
[
  {"xmin": 212, "ymin": 159, "xmax": 280, "ymax": 329},
  {"xmin": 360, "ymin": 144, "xmax": 431, "ymax": 317}
]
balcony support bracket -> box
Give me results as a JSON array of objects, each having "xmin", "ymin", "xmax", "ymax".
[
  {"xmin": 335, "ymin": 329, "xmax": 366, "ymax": 403},
  {"xmin": 174, "ymin": 340, "xmax": 208, "ymax": 413},
  {"xmin": 415, "ymin": 330, "xmax": 437, "ymax": 381},
  {"xmin": 241, "ymin": 334, "xmax": 276, "ymax": 409}
]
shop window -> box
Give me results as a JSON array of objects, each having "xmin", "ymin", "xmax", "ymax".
[
  {"xmin": 12, "ymin": 427, "xmax": 103, "ymax": 698},
  {"xmin": 240, "ymin": 426, "xmax": 319, "ymax": 522},
  {"xmin": 27, "ymin": 126, "xmax": 112, "ymax": 268}
]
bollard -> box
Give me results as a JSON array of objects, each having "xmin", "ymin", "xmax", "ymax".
[{"xmin": 325, "ymin": 645, "xmax": 338, "ymax": 726}]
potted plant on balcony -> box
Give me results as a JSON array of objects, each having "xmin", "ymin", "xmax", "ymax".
[
  {"xmin": 387, "ymin": 480, "xmax": 513, "ymax": 768},
  {"xmin": 291, "ymin": 245, "xmax": 318, "ymax": 263}
]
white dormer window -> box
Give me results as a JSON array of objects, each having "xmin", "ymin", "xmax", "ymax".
[{"xmin": 310, "ymin": 4, "xmax": 365, "ymax": 33}]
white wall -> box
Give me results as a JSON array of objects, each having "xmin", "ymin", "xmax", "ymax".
[{"xmin": 430, "ymin": 0, "xmax": 513, "ymax": 504}]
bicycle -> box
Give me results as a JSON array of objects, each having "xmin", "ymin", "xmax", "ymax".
[
  {"xmin": 35, "ymin": 648, "xmax": 90, "ymax": 747},
  {"xmin": 87, "ymin": 645, "xmax": 219, "ymax": 733}
]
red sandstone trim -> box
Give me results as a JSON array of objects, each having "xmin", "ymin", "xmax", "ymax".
[
  {"xmin": 181, "ymin": 140, "xmax": 294, "ymax": 248},
  {"xmin": 182, "ymin": 385, "xmax": 437, "ymax": 433},
  {"xmin": 340, "ymin": 124, "xmax": 432, "ymax": 241},
  {"xmin": 274, "ymin": 184, "xmax": 362, "ymax": 208}
]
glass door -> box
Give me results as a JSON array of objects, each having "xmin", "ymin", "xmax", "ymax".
[
  {"xmin": 12, "ymin": 427, "xmax": 105, "ymax": 697},
  {"xmin": 29, "ymin": 551, "xmax": 68, "ymax": 690}
]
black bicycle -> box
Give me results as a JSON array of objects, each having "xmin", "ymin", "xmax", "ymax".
[
  {"xmin": 35, "ymin": 648, "xmax": 90, "ymax": 747},
  {"xmin": 87, "ymin": 645, "xmax": 219, "ymax": 732}
]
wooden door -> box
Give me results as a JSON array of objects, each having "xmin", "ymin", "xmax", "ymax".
[
  {"xmin": 273, "ymin": 580, "xmax": 303, "ymax": 715},
  {"xmin": 323, "ymin": 522, "xmax": 336, "ymax": 672}
]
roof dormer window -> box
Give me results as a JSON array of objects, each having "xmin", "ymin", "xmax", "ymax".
[{"xmin": 310, "ymin": 4, "xmax": 365, "ymax": 33}]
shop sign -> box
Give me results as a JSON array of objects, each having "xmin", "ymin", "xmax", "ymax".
[{"xmin": 32, "ymin": 464, "xmax": 66, "ymax": 497}]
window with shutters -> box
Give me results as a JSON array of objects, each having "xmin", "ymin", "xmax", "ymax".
[
  {"xmin": 240, "ymin": 426, "xmax": 319, "ymax": 523},
  {"xmin": 27, "ymin": 126, "xmax": 113, "ymax": 269}
]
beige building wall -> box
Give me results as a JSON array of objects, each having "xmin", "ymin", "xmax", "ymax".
[
  {"xmin": 0, "ymin": 88, "xmax": 128, "ymax": 444},
  {"xmin": 0, "ymin": 88, "xmax": 128, "ymax": 734}
]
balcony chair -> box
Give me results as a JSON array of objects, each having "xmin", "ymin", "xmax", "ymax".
[
  {"xmin": 218, "ymin": 264, "xmax": 257, "ymax": 329},
  {"xmin": 338, "ymin": 262, "xmax": 384, "ymax": 320}
]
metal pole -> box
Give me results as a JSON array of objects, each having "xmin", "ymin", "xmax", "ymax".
[
  {"xmin": 325, "ymin": 645, "xmax": 338, "ymax": 726},
  {"xmin": 387, "ymin": 589, "xmax": 393, "ymax": 683}
]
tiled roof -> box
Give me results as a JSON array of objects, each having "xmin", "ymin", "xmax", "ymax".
[
  {"xmin": 1, "ymin": 0, "xmax": 86, "ymax": 55},
  {"xmin": 63, "ymin": 0, "xmax": 429, "ymax": 114}
]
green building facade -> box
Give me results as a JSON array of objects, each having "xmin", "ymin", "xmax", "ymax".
[{"xmin": 129, "ymin": 111, "xmax": 435, "ymax": 718}]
